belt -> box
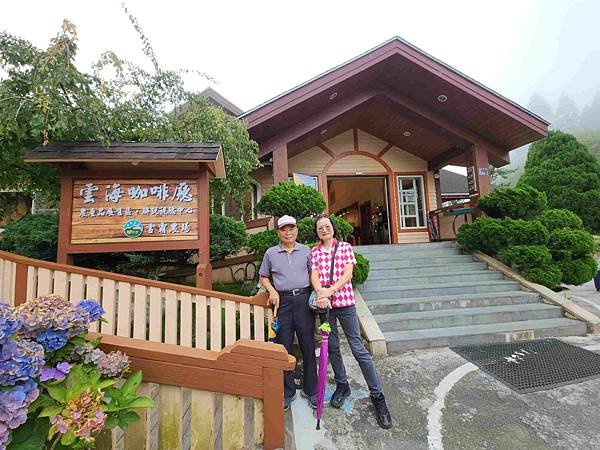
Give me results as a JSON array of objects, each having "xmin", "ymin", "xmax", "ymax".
[{"xmin": 278, "ymin": 286, "xmax": 311, "ymax": 297}]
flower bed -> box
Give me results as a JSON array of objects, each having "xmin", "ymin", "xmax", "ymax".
[{"xmin": 0, "ymin": 295, "xmax": 153, "ymax": 449}]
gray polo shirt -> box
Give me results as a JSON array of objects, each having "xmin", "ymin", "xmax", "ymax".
[{"xmin": 259, "ymin": 242, "xmax": 311, "ymax": 291}]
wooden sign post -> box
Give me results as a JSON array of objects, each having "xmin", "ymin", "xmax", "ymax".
[{"xmin": 26, "ymin": 141, "xmax": 226, "ymax": 289}]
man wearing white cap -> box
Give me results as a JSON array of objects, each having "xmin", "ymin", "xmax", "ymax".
[{"xmin": 259, "ymin": 215, "xmax": 318, "ymax": 411}]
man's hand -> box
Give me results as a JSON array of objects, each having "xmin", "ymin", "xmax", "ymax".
[{"xmin": 268, "ymin": 290, "xmax": 280, "ymax": 311}]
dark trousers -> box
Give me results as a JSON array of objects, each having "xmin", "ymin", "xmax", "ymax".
[
  {"xmin": 329, "ymin": 305, "xmax": 383, "ymax": 397},
  {"xmin": 275, "ymin": 292, "xmax": 317, "ymax": 399}
]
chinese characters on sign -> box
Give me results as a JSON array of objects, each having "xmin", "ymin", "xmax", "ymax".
[
  {"xmin": 71, "ymin": 179, "xmax": 198, "ymax": 244},
  {"xmin": 466, "ymin": 166, "xmax": 478, "ymax": 196}
]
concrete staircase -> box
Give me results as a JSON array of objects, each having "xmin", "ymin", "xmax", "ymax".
[{"xmin": 355, "ymin": 242, "xmax": 587, "ymax": 353}]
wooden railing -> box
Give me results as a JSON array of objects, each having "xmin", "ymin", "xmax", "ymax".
[
  {"xmin": 0, "ymin": 250, "xmax": 271, "ymax": 350},
  {"xmin": 94, "ymin": 334, "xmax": 294, "ymax": 450},
  {"xmin": 428, "ymin": 203, "xmax": 474, "ymax": 241}
]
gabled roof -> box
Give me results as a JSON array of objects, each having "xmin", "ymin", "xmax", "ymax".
[
  {"xmin": 200, "ymin": 87, "xmax": 243, "ymax": 116},
  {"xmin": 25, "ymin": 141, "xmax": 226, "ymax": 178},
  {"xmin": 241, "ymin": 37, "xmax": 549, "ymax": 164}
]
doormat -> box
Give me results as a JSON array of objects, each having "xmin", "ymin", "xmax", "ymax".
[{"xmin": 451, "ymin": 338, "xmax": 600, "ymax": 393}]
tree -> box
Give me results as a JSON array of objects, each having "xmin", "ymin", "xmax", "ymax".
[
  {"xmin": 0, "ymin": 15, "xmax": 260, "ymax": 206},
  {"xmin": 553, "ymin": 93, "xmax": 580, "ymax": 130},
  {"xmin": 527, "ymin": 93, "xmax": 554, "ymax": 123},
  {"xmin": 519, "ymin": 130, "xmax": 600, "ymax": 233},
  {"xmin": 256, "ymin": 181, "xmax": 326, "ymax": 219},
  {"xmin": 579, "ymin": 91, "xmax": 600, "ymax": 130}
]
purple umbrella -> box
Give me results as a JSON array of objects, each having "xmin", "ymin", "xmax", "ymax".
[{"xmin": 316, "ymin": 309, "xmax": 331, "ymax": 430}]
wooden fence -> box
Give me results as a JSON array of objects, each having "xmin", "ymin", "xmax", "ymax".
[
  {"xmin": 95, "ymin": 334, "xmax": 294, "ymax": 450},
  {"xmin": 0, "ymin": 250, "xmax": 271, "ymax": 351}
]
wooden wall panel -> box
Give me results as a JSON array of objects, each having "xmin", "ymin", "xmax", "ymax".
[
  {"xmin": 427, "ymin": 171, "xmax": 438, "ymax": 210},
  {"xmin": 357, "ymin": 129, "xmax": 388, "ymax": 155},
  {"xmin": 252, "ymin": 167, "xmax": 274, "ymax": 195},
  {"xmin": 397, "ymin": 231, "xmax": 430, "ymax": 243},
  {"xmin": 288, "ymin": 147, "xmax": 331, "ymax": 174},
  {"xmin": 322, "ymin": 129, "xmax": 354, "ymax": 154},
  {"xmin": 329, "ymin": 155, "xmax": 385, "ymax": 173},
  {"xmin": 382, "ymin": 147, "xmax": 428, "ymax": 172}
]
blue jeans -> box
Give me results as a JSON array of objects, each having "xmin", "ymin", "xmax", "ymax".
[{"xmin": 328, "ymin": 305, "xmax": 383, "ymax": 397}]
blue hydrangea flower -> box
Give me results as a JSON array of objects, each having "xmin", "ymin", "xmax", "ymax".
[
  {"xmin": 36, "ymin": 330, "xmax": 68, "ymax": 352},
  {"xmin": 0, "ymin": 379, "xmax": 39, "ymax": 442},
  {"xmin": 0, "ymin": 339, "xmax": 44, "ymax": 386},
  {"xmin": 0, "ymin": 303, "xmax": 21, "ymax": 344},
  {"xmin": 77, "ymin": 300, "xmax": 105, "ymax": 322},
  {"xmin": 40, "ymin": 361, "xmax": 71, "ymax": 382}
]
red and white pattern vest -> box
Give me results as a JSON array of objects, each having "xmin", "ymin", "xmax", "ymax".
[{"xmin": 310, "ymin": 239, "xmax": 357, "ymax": 308}]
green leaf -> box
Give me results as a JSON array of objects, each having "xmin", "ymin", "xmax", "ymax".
[
  {"xmin": 121, "ymin": 370, "xmax": 142, "ymax": 397},
  {"xmin": 60, "ymin": 430, "xmax": 77, "ymax": 446},
  {"xmin": 123, "ymin": 396, "xmax": 155, "ymax": 409},
  {"xmin": 38, "ymin": 405, "xmax": 64, "ymax": 418},
  {"xmin": 46, "ymin": 386, "xmax": 67, "ymax": 403},
  {"xmin": 28, "ymin": 393, "xmax": 55, "ymax": 412}
]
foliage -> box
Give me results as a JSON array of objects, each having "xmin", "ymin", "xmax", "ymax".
[
  {"xmin": 498, "ymin": 245, "xmax": 552, "ymax": 269},
  {"xmin": 520, "ymin": 265, "xmax": 563, "ymax": 289},
  {"xmin": 209, "ymin": 214, "xmax": 246, "ymax": 262},
  {"xmin": 0, "ymin": 16, "xmax": 259, "ymax": 206},
  {"xmin": 548, "ymin": 228, "xmax": 596, "ymax": 260},
  {"xmin": 519, "ymin": 131, "xmax": 600, "ymax": 233},
  {"xmin": 352, "ymin": 253, "xmax": 370, "ymax": 285},
  {"xmin": 246, "ymin": 230, "xmax": 279, "ymax": 263},
  {"xmin": 255, "ymin": 182, "xmax": 326, "ymax": 219},
  {"xmin": 477, "ymin": 185, "xmax": 547, "ymax": 220},
  {"xmin": 503, "ymin": 219, "xmax": 549, "ymax": 246},
  {"xmin": 457, "ymin": 217, "xmax": 509, "ymax": 255},
  {"xmin": 557, "ymin": 256, "xmax": 598, "ymax": 286},
  {"xmin": 0, "ymin": 213, "xmax": 58, "ymax": 261},
  {"xmin": 537, "ymin": 209, "xmax": 583, "ymax": 231},
  {"xmin": 0, "ymin": 295, "xmax": 152, "ymax": 449}
]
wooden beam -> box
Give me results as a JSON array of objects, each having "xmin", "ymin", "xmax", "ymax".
[
  {"xmin": 272, "ymin": 145, "xmax": 289, "ymax": 184},
  {"xmin": 428, "ymin": 146, "xmax": 467, "ymax": 171}
]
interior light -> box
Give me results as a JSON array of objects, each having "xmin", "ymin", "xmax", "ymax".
[
  {"xmin": 437, "ymin": 94, "xmax": 448, "ymax": 103},
  {"xmin": 403, "ymin": 131, "xmax": 411, "ymax": 137},
  {"xmin": 320, "ymin": 129, "xmax": 328, "ymax": 135},
  {"xmin": 329, "ymin": 92, "xmax": 338, "ymax": 101}
]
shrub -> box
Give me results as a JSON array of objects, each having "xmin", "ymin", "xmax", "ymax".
[
  {"xmin": 504, "ymin": 219, "xmax": 549, "ymax": 246},
  {"xmin": 548, "ymin": 228, "xmax": 596, "ymax": 259},
  {"xmin": 0, "ymin": 213, "xmax": 58, "ymax": 261},
  {"xmin": 477, "ymin": 185, "xmax": 547, "ymax": 220},
  {"xmin": 209, "ymin": 214, "xmax": 247, "ymax": 262},
  {"xmin": 519, "ymin": 130, "xmax": 600, "ymax": 233},
  {"xmin": 521, "ymin": 265, "xmax": 562, "ymax": 289},
  {"xmin": 557, "ymin": 256, "xmax": 598, "ymax": 285},
  {"xmin": 353, "ymin": 252, "xmax": 370, "ymax": 285},
  {"xmin": 246, "ymin": 230, "xmax": 279, "ymax": 263},
  {"xmin": 498, "ymin": 245, "xmax": 552, "ymax": 269},
  {"xmin": 255, "ymin": 181, "xmax": 326, "ymax": 219},
  {"xmin": 537, "ymin": 209, "xmax": 583, "ymax": 231},
  {"xmin": 457, "ymin": 217, "xmax": 509, "ymax": 254}
]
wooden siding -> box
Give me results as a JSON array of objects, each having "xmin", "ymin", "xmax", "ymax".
[
  {"xmin": 356, "ymin": 129, "xmax": 389, "ymax": 154},
  {"xmin": 288, "ymin": 146, "xmax": 331, "ymax": 173},
  {"xmin": 252, "ymin": 167, "xmax": 274, "ymax": 199},
  {"xmin": 329, "ymin": 155, "xmax": 385, "ymax": 173},
  {"xmin": 321, "ymin": 129, "xmax": 354, "ymax": 154},
  {"xmin": 397, "ymin": 231, "xmax": 430, "ymax": 243}
]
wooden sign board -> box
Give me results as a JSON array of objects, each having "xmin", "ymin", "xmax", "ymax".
[
  {"xmin": 466, "ymin": 166, "xmax": 478, "ymax": 196},
  {"xmin": 71, "ymin": 179, "xmax": 199, "ymax": 245}
]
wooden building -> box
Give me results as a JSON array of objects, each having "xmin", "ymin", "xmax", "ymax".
[{"xmin": 241, "ymin": 37, "xmax": 549, "ymax": 244}]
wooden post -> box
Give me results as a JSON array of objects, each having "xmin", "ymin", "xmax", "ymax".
[
  {"xmin": 13, "ymin": 263, "xmax": 28, "ymax": 305},
  {"xmin": 262, "ymin": 367, "xmax": 285, "ymax": 450},
  {"xmin": 465, "ymin": 144, "xmax": 492, "ymax": 214},
  {"xmin": 434, "ymin": 170, "xmax": 443, "ymax": 209},
  {"xmin": 197, "ymin": 167, "xmax": 212, "ymax": 289},
  {"xmin": 57, "ymin": 170, "xmax": 74, "ymax": 265},
  {"xmin": 272, "ymin": 145, "xmax": 289, "ymax": 185}
]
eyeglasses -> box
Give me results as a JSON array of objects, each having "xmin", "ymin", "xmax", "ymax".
[{"xmin": 317, "ymin": 226, "xmax": 333, "ymax": 232}]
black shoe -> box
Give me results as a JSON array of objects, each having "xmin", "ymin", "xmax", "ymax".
[
  {"xmin": 330, "ymin": 382, "xmax": 351, "ymax": 409},
  {"xmin": 371, "ymin": 393, "xmax": 392, "ymax": 429}
]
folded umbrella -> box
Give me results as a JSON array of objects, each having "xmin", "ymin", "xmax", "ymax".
[{"xmin": 316, "ymin": 308, "xmax": 331, "ymax": 430}]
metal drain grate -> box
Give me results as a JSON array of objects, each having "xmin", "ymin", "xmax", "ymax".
[{"xmin": 451, "ymin": 339, "xmax": 600, "ymax": 393}]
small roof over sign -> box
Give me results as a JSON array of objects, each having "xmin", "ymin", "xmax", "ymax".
[{"xmin": 24, "ymin": 141, "xmax": 226, "ymax": 178}]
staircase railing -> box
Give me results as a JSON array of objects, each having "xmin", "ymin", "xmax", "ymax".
[
  {"xmin": 0, "ymin": 250, "xmax": 271, "ymax": 350},
  {"xmin": 428, "ymin": 204, "xmax": 474, "ymax": 241}
]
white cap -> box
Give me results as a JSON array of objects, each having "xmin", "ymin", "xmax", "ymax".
[{"xmin": 277, "ymin": 215, "xmax": 297, "ymax": 228}]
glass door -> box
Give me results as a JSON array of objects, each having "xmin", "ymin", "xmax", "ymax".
[{"xmin": 397, "ymin": 176, "xmax": 426, "ymax": 228}]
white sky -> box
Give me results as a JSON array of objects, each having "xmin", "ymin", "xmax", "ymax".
[{"xmin": 3, "ymin": 0, "xmax": 599, "ymax": 114}]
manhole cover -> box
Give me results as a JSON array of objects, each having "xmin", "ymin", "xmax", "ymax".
[{"xmin": 451, "ymin": 339, "xmax": 600, "ymax": 393}]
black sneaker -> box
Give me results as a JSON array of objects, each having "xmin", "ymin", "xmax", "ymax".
[
  {"xmin": 284, "ymin": 392, "xmax": 297, "ymax": 412},
  {"xmin": 371, "ymin": 393, "xmax": 392, "ymax": 429},
  {"xmin": 330, "ymin": 382, "xmax": 351, "ymax": 409},
  {"xmin": 301, "ymin": 391, "xmax": 318, "ymax": 409}
]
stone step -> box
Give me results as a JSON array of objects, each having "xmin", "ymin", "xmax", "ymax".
[
  {"xmin": 369, "ymin": 254, "xmax": 475, "ymax": 269},
  {"xmin": 385, "ymin": 318, "xmax": 587, "ymax": 352},
  {"xmin": 365, "ymin": 248, "xmax": 462, "ymax": 261},
  {"xmin": 354, "ymin": 241, "xmax": 457, "ymax": 254},
  {"xmin": 361, "ymin": 280, "xmax": 522, "ymax": 300},
  {"xmin": 368, "ymin": 261, "xmax": 489, "ymax": 277},
  {"xmin": 362, "ymin": 270, "xmax": 503, "ymax": 289},
  {"xmin": 375, "ymin": 303, "xmax": 563, "ymax": 332},
  {"xmin": 366, "ymin": 291, "xmax": 539, "ymax": 314}
]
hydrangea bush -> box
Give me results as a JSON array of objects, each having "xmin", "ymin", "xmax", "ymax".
[{"xmin": 0, "ymin": 295, "xmax": 154, "ymax": 449}]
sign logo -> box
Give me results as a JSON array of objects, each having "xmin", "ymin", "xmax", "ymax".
[{"xmin": 124, "ymin": 220, "xmax": 143, "ymax": 238}]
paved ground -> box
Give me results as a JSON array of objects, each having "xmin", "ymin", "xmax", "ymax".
[
  {"xmin": 286, "ymin": 330, "xmax": 600, "ymax": 449},
  {"xmin": 564, "ymin": 279, "xmax": 600, "ymax": 316}
]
